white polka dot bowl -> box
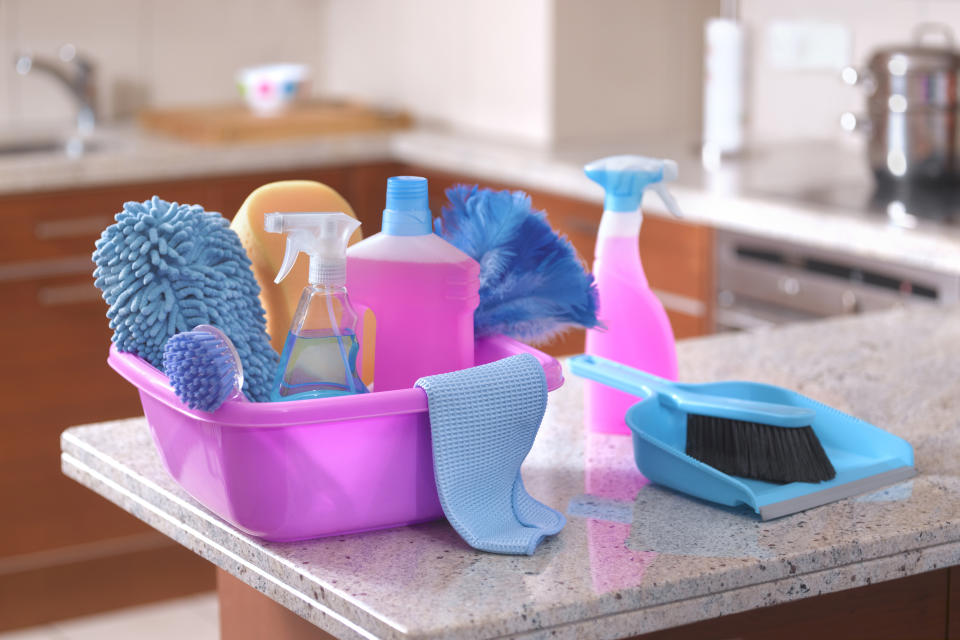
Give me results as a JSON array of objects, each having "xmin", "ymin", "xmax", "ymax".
[{"xmin": 236, "ymin": 64, "xmax": 309, "ymax": 116}]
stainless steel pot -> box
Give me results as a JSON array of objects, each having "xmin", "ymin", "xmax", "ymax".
[{"xmin": 842, "ymin": 23, "xmax": 960, "ymax": 183}]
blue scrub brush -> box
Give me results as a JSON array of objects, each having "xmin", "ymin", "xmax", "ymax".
[
  {"xmin": 163, "ymin": 325, "xmax": 247, "ymax": 411},
  {"xmin": 92, "ymin": 196, "xmax": 278, "ymax": 401},
  {"xmin": 436, "ymin": 185, "xmax": 600, "ymax": 344}
]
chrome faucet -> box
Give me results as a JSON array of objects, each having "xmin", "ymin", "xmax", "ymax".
[{"xmin": 14, "ymin": 44, "xmax": 97, "ymax": 137}]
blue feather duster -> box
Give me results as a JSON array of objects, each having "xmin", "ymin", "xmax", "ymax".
[
  {"xmin": 92, "ymin": 196, "xmax": 278, "ymax": 401},
  {"xmin": 437, "ymin": 185, "xmax": 600, "ymax": 344}
]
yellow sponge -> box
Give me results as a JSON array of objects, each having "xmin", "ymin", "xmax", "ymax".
[{"xmin": 231, "ymin": 181, "xmax": 363, "ymax": 354}]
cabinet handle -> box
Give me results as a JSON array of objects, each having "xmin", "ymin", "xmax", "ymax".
[
  {"xmin": 35, "ymin": 215, "xmax": 112, "ymax": 240},
  {"xmin": 0, "ymin": 255, "xmax": 92, "ymax": 282},
  {"xmin": 38, "ymin": 283, "xmax": 102, "ymax": 306}
]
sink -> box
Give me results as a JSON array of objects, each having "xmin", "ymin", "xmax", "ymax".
[{"xmin": 0, "ymin": 137, "xmax": 100, "ymax": 157}]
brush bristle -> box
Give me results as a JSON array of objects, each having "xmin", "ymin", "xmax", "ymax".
[
  {"xmin": 685, "ymin": 414, "xmax": 836, "ymax": 484},
  {"xmin": 163, "ymin": 331, "xmax": 239, "ymax": 412}
]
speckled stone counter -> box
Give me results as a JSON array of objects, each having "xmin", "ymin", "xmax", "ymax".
[{"xmin": 61, "ymin": 306, "xmax": 960, "ymax": 639}]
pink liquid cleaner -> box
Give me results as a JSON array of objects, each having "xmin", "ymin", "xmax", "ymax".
[
  {"xmin": 586, "ymin": 233, "xmax": 677, "ymax": 434},
  {"xmin": 346, "ymin": 176, "xmax": 480, "ymax": 391},
  {"xmin": 347, "ymin": 252, "xmax": 479, "ymax": 391}
]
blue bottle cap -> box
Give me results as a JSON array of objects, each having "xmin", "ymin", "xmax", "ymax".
[{"xmin": 382, "ymin": 176, "xmax": 432, "ymax": 236}]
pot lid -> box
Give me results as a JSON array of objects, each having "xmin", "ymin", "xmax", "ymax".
[{"xmin": 868, "ymin": 23, "xmax": 960, "ymax": 74}]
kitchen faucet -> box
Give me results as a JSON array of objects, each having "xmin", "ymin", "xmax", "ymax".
[{"xmin": 14, "ymin": 44, "xmax": 97, "ymax": 146}]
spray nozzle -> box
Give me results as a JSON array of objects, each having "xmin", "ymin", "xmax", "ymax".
[
  {"xmin": 584, "ymin": 155, "xmax": 683, "ymax": 217},
  {"xmin": 264, "ymin": 212, "xmax": 360, "ymax": 286}
]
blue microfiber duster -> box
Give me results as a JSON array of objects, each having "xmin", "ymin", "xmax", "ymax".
[
  {"xmin": 436, "ymin": 185, "xmax": 600, "ymax": 344},
  {"xmin": 92, "ymin": 196, "xmax": 277, "ymax": 401}
]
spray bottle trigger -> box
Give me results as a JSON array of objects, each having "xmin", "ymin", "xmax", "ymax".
[
  {"xmin": 274, "ymin": 234, "xmax": 301, "ymax": 284},
  {"xmin": 651, "ymin": 182, "xmax": 683, "ymax": 218}
]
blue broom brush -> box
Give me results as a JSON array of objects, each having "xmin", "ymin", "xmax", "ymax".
[
  {"xmin": 436, "ymin": 185, "xmax": 600, "ymax": 344},
  {"xmin": 163, "ymin": 325, "xmax": 247, "ymax": 412}
]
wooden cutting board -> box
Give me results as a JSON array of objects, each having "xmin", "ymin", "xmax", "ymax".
[{"xmin": 139, "ymin": 101, "xmax": 412, "ymax": 143}]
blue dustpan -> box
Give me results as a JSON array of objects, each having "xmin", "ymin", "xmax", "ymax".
[{"xmin": 571, "ymin": 355, "xmax": 917, "ymax": 520}]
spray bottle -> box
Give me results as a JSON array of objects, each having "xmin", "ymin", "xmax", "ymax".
[
  {"xmin": 265, "ymin": 212, "xmax": 367, "ymax": 400},
  {"xmin": 584, "ymin": 155, "xmax": 683, "ymax": 434}
]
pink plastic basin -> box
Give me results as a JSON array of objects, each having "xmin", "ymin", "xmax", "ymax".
[{"xmin": 108, "ymin": 335, "xmax": 563, "ymax": 542}]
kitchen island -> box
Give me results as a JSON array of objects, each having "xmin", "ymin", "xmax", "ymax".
[{"xmin": 60, "ymin": 305, "xmax": 960, "ymax": 639}]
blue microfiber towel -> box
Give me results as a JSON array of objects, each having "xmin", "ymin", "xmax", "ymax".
[
  {"xmin": 415, "ymin": 354, "xmax": 565, "ymax": 555},
  {"xmin": 92, "ymin": 196, "xmax": 278, "ymax": 401}
]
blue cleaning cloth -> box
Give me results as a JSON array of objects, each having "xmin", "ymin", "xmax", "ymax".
[{"xmin": 415, "ymin": 354, "xmax": 565, "ymax": 555}]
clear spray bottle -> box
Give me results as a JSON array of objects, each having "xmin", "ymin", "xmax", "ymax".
[{"xmin": 265, "ymin": 212, "xmax": 368, "ymax": 401}]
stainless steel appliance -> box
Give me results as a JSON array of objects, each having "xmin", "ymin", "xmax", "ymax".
[
  {"xmin": 843, "ymin": 23, "xmax": 960, "ymax": 183},
  {"xmin": 714, "ymin": 229, "xmax": 960, "ymax": 331}
]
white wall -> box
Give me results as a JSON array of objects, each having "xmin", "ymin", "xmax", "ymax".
[
  {"xmin": 316, "ymin": 0, "xmax": 554, "ymax": 146},
  {"xmin": 13, "ymin": 0, "xmax": 946, "ymax": 148},
  {"xmin": 0, "ymin": 0, "xmax": 707, "ymax": 148},
  {"xmin": 740, "ymin": 0, "xmax": 960, "ymax": 143}
]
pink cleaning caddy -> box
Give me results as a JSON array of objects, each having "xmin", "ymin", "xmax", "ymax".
[{"xmin": 108, "ymin": 334, "xmax": 563, "ymax": 542}]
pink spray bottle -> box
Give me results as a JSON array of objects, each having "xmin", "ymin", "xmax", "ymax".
[{"xmin": 584, "ymin": 155, "xmax": 683, "ymax": 435}]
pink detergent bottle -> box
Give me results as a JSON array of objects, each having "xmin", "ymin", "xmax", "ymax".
[
  {"xmin": 584, "ymin": 156, "xmax": 684, "ymax": 434},
  {"xmin": 346, "ymin": 176, "xmax": 480, "ymax": 392}
]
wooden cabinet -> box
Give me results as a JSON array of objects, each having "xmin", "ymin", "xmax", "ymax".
[{"xmin": 636, "ymin": 569, "xmax": 951, "ymax": 640}]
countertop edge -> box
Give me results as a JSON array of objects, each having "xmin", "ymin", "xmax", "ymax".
[
  {"xmin": 4, "ymin": 126, "xmax": 960, "ymax": 277},
  {"xmin": 389, "ymin": 132, "xmax": 960, "ymax": 277},
  {"xmin": 506, "ymin": 541, "xmax": 960, "ymax": 640},
  {"xmin": 60, "ymin": 430, "xmax": 407, "ymax": 640}
]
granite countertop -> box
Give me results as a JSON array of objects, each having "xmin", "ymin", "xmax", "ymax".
[
  {"xmin": 2, "ymin": 124, "xmax": 960, "ymax": 277},
  {"xmin": 61, "ymin": 306, "xmax": 960, "ymax": 639}
]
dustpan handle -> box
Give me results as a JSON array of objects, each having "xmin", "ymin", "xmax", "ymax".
[
  {"xmin": 569, "ymin": 355, "xmax": 816, "ymax": 428},
  {"xmin": 569, "ymin": 354, "xmax": 667, "ymax": 398}
]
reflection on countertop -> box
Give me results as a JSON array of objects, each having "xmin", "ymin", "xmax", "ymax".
[{"xmin": 62, "ymin": 305, "xmax": 960, "ymax": 639}]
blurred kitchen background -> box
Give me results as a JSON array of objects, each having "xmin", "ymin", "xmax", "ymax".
[
  {"xmin": 3, "ymin": 0, "xmax": 960, "ymax": 637},
  {"xmin": 4, "ymin": 0, "xmax": 960, "ymax": 143}
]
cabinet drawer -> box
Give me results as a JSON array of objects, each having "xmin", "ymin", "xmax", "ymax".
[
  {"xmin": 0, "ymin": 274, "xmax": 147, "ymax": 556},
  {"xmin": 530, "ymin": 309, "xmax": 705, "ymax": 357},
  {"xmin": 0, "ymin": 181, "xmax": 218, "ymax": 264}
]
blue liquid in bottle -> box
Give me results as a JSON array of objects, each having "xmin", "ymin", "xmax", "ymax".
[
  {"xmin": 270, "ymin": 281, "xmax": 369, "ymax": 401},
  {"xmin": 273, "ymin": 328, "xmax": 366, "ymax": 400}
]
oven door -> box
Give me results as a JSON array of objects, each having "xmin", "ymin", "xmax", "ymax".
[{"xmin": 714, "ymin": 230, "xmax": 955, "ymax": 332}]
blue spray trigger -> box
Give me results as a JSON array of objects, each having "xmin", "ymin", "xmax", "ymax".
[{"xmin": 584, "ymin": 155, "xmax": 682, "ymax": 216}]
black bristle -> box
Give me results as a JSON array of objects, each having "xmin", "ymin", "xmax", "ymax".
[{"xmin": 685, "ymin": 414, "xmax": 836, "ymax": 484}]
